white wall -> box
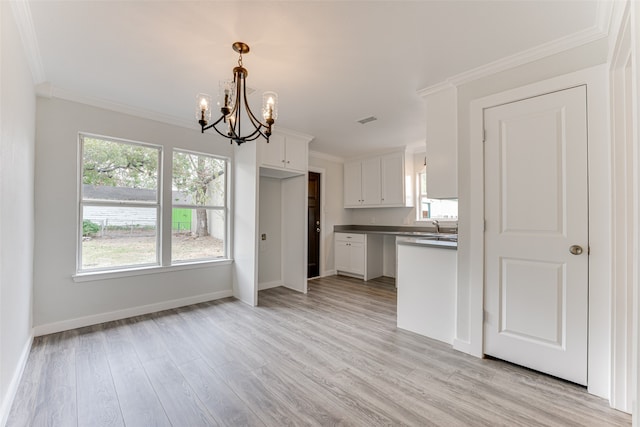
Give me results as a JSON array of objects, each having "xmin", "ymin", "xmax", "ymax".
[
  {"xmin": 33, "ymin": 97, "xmax": 234, "ymax": 332},
  {"xmin": 258, "ymin": 176, "xmax": 282, "ymax": 288},
  {"xmin": 308, "ymin": 153, "xmax": 349, "ymax": 275},
  {"xmin": 0, "ymin": 3, "xmax": 36, "ymax": 424}
]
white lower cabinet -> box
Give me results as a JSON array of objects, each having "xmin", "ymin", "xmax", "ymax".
[
  {"xmin": 334, "ymin": 232, "xmax": 382, "ymax": 281},
  {"xmin": 396, "ymin": 241, "xmax": 456, "ymax": 344}
]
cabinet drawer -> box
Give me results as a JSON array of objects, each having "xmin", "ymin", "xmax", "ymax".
[{"xmin": 335, "ymin": 232, "xmax": 365, "ymax": 243}]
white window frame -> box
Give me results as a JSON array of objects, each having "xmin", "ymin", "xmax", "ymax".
[
  {"xmin": 171, "ymin": 148, "xmax": 229, "ymax": 264},
  {"xmin": 75, "ymin": 134, "xmax": 233, "ymax": 280},
  {"xmin": 77, "ymin": 133, "xmax": 163, "ymax": 273},
  {"xmin": 415, "ymin": 167, "xmax": 431, "ymax": 221}
]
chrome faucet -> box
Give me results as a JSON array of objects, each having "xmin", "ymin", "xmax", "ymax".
[{"xmin": 431, "ymin": 220, "xmax": 440, "ymax": 233}]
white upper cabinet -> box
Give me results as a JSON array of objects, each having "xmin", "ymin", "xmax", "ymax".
[
  {"xmin": 421, "ymin": 86, "xmax": 458, "ymax": 199},
  {"xmin": 344, "ymin": 149, "xmax": 413, "ymax": 208},
  {"xmin": 380, "ymin": 152, "xmax": 404, "ymax": 205},
  {"xmin": 259, "ymin": 130, "xmax": 312, "ymax": 176},
  {"xmin": 344, "ymin": 161, "xmax": 364, "ymax": 206},
  {"xmin": 361, "ymin": 157, "xmax": 381, "ymax": 206}
]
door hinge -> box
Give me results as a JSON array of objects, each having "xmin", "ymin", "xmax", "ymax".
[
  {"xmin": 482, "ymin": 129, "xmax": 486, "ymax": 143},
  {"xmin": 483, "ymin": 219, "xmax": 487, "ymax": 231}
]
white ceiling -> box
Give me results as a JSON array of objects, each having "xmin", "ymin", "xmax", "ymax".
[{"xmin": 25, "ymin": 1, "xmax": 601, "ymax": 158}]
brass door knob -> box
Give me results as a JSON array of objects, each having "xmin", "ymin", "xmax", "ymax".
[{"xmin": 569, "ymin": 245, "xmax": 583, "ymax": 255}]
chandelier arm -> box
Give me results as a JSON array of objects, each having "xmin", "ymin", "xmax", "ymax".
[
  {"xmin": 208, "ymin": 121, "xmax": 239, "ymax": 142},
  {"xmin": 201, "ymin": 114, "xmax": 227, "ymax": 133},
  {"xmin": 241, "ymin": 82, "xmax": 269, "ymax": 130}
]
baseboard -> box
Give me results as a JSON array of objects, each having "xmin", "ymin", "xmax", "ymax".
[
  {"xmin": 322, "ymin": 270, "xmax": 336, "ymax": 277},
  {"xmin": 258, "ymin": 281, "xmax": 282, "ymax": 291},
  {"xmin": 453, "ymin": 338, "xmax": 472, "ymax": 355},
  {"xmin": 33, "ymin": 289, "xmax": 233, "ymax": 336},
  {"xmin": 0, "ymin": 332, "xmax": 33, "ymax": 427}
]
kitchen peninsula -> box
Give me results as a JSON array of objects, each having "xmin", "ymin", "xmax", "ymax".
[{"xmin": 333, "ymin": 225, "xmax": 458, "ymax": 345}]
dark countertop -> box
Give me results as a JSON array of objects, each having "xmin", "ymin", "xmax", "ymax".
[
  {"xmin": 333, "ymin": 224, "xmax": 457, "ymax": 236},
  {"xmin": 334, "ymin": 224, "xmax": 457, "ymax": 248},
  {"xmin": 395, "ymin": 237, "xmax": 457, "ymax": 250}
]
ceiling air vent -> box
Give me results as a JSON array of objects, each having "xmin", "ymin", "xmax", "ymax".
[{"xmin": 357, "ymin": 116, "xmax": 378, "ymax": 125}]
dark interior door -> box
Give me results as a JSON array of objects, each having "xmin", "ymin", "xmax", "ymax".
[{"xmin": 308, "ymin": 172, "xmax": 321, "ymax": 278}]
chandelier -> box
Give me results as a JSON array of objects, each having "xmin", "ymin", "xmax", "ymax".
[{"xmin": 196, "ymin": 42, "xmax": 278, "ymax": 145}]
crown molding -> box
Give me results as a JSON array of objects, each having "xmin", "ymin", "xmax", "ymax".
[
  {"xmin": 309, "ymin": 150, "xmax": 344, "ymax": 163},
  {"xmin": 417, "ymin": 1, "xmax": 612, "ymax": 95},
  {"xmin": 37, "ymin": 82, "xmax": 316, "ymax": 142},
  {"xmin": 417, "ymin": 81, "xmax": 455, "ymax": 98},
  {"xmin": 10, "ymin": 0, "xmax": 46, "ymax": 84},
  {"xmin": 274, "ymin": 126, "xmax": 315, "ymax": 143},
  {"xmin": 38, "ymin": 83, "xmax": 198, "ymax": 130}
]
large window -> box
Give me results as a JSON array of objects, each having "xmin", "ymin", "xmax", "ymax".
[
  {"xmin": 172, "ymin": 150, "xmax": 227, "ymax": 263},
  {"xmin": 78, "ymin": 135, "xmax": 229, "ymax": 274},
  {"xmin": 79, "ymin": 135, "xmax": 161, "ymax": 271}
]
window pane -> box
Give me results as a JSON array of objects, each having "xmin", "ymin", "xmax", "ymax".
[
  {"xmin": 82, "ymin": 136, "xmax": 159, "ymax": 202},
  {"xmin": 420, "ymin": 171, "xmax": 428, "ymax": 196},
  {"xmin": 81, "ymin": 206, "xmax": 158, "ymax": 270},
  {"xmin": 172, "ymin": 208, "xmax": 226, "ymax": 262},
  {"xmin": 172, "ymin": 151, "xmax": 225, "ymax": 206}
]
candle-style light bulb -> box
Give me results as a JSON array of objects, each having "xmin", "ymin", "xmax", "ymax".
[
  {"xmin": 196, "ymin": 93, "xmax": 212, "ymax": 125},
  {"xmin": 262, "ymin": 91, "xmax": 278, "ymax": 123}
]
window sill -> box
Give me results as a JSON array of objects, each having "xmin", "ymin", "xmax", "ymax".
[{"xmin": 73, "ymin": 258, "xmax": 233, "ymax": 283}]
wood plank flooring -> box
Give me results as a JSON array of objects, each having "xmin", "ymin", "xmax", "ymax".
[{"xmin": 7, "ymin": 275, "xmax": 631, "ymax": 426}]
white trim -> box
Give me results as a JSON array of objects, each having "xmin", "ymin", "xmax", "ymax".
[
  {"xmin": 309, "ymin": 166, "xmax": 326, "ymax": 281},
  {"xmin": 36, "ymin": 83, "xmax": 314, "ymax": 146},
  {"xmin": 609, "ymin": 0, "xmax": 634, "ymax": 413},
  {"xmin": 274, "ymin": 127, "xmax": 314, "ymax": 143},
  {"xmin": 258, "ymin": 280, "xmax": 282, "ymax": 291},
  {"xmin": 417, "ymin": 81, "xmax": 456, "ymax": 98},
  {"xmin": 309, "ymin": 150, "xmax": 344, "ymax": 164},
  {"xmin": 418, "ymin": 7, "xmax": 610, "ymax": 97},
  {"xmin": 468, "ymin": 65, "xmax": 611, "ymax": 399},
  {"xmin": 0, "ymin": 333, "xmax": 33, "ymax": 427},
  {"xmin": 33, "ymin": 289, "xmax": 233, "ymax": 336},
  {"xmin": 452, "ymin": 338, "xmax": 470, "ymax": 354},
  {"xmin": 41, "ymin": 84, "xmax": 197, "ymax": 130},
  {"xmin": 73, "ymin": 259, "xmax": 232, "ymax": 283},
  {"xmin": 9, "ymin": 0, "xmax": 45, "ymax": 83}
]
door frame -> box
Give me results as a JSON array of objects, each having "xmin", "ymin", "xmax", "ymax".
[
  {"xmin": 308, "ymin": 166, "xmax": 326, "ymax": 278},
  {"xmin": 467, "ymin": 65, "xmax": 611, "ymax": 400}
]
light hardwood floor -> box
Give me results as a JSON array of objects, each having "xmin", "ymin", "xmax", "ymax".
[{"xmin": 7, "ymin": 275, "xmax": 631, "ymax": 426}]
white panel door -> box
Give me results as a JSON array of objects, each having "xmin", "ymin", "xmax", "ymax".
[{"xmin": 484, "ymin": 86, "xmax": 588, "ymax": 385}]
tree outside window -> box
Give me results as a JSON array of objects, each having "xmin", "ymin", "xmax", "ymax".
[
  {"xmin": 172, "ymin": 150, "xmax": 227, "ymax": 263},
  {"xmin": 80, "ymin": 135, "xmax": 161, "ymax": 271}
]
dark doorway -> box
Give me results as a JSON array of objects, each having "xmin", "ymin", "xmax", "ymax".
[{"xmin": 308, "ymin": 172, "xmax": 321, "ymax": 278}]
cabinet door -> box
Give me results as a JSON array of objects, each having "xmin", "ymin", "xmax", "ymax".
[
  {"xmin": 344, "ymin": 161, "xmax": 363, "ymax": 206},
  {"xmin": 381, "ymin": 152, "xmax": 404, "ymax": 205},
  {"xmin": 261, "ymin": 133, "xmax": 286, "ymax": 168},
  {"xmin": 361, "ymin": 157, "xmax": 381, "ymax": 206},
  {"xmin": 335, "ymin": 240, "xmax": 351, "ymax": 272},
  {"xmin": 349, "ymin": 241, "xmax": 365, "ymax": 275},
  {"xmin": 284, "ymin": 137, "xmax": 307, "ymax": 172}
]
